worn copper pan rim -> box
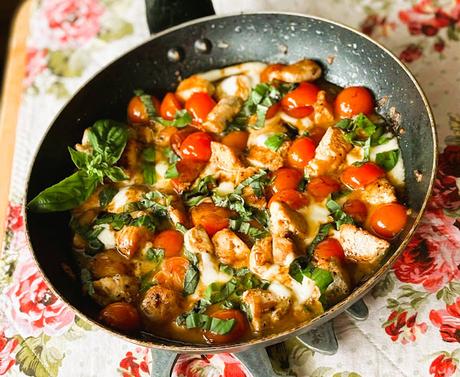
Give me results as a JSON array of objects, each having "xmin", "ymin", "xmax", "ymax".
[{"xmin": 24, "ymin": 11, "xmax": 438, "ymax": 354}]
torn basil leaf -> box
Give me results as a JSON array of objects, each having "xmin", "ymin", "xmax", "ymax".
[
  {"xmin": 99, "ymin": 186, "xmax": 118, "ymax": 208},
  {"xmin": 184, "ymin": 313, "xmax": 235, "ymax": 335},
  {"xmin": 229, "ymin": 218, "xmax": 267, "ymax": 239},
  {"xmin": 145, "ymin": 247, "xmax": 165, "ymax": 263},
  {"xmin": 306, "ymin": 223, "xmax": 333, "ymax": 256},
  {"xmin": 183, "ymin": 264, "xmax": 199, "ymax": 296},
  {"xmin": 155, "ymin": 109, "xmax": 192, "ymax": 128},
  {"xmin": 264, "ymin": 133, "xmax": 287, "ymax": 151},
  {"xmin": 326, "ymin": 199, "xmax": 354, "ymax": 229},
  {"xmin": 165, "ymin": 163, "xmax": 179, "ymax": 179},
  {"xmin": 375, "ymin": 149, "xmax": 399, "ymax": 171},
  {"xmin": 289, "ymin": 257, "xmax": 333, "ymax": 293}
]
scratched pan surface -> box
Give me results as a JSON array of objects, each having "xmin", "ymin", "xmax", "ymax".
[{"xmin": 25, "ymin": 12, "xmax": 437, "ymax": 354}]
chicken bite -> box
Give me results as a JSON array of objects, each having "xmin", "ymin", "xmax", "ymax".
[
  {"xmin": 269, "ymin": 201, "xmax": 309, "ymax": 247},
  {"xmin": 140, "ymin": 285, "xmax": 182, "ymax": 323},
  {"xmin": 212, "ymin": 229, "xmax": 250, "ymax": 268},
  {"xmin": 92, "ymin": 275, "xmax": 139, "ymax": 306},
  {"xmin": 184, "ymin": 226, "xmax": 214, "ymax": 254},
  {"xmin": 315, "ymin": 257, "xmax": 351, "ymax": 305},
  {"xmin": 200, "ymin": 142, "xmax": 244, "ymax": 181},
  {"xmin": 266, "ymin": 59, "xmax": 322, "ymax": 83},
  {"xmin": 361, "ymin": 177, "xmax": 397, "ymax": 206},
  {"xmin": 202, "ymin": 96, "xmax": 243, "ymax": 133}
]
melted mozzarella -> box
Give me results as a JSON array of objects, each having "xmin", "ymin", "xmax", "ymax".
[
  {"xmin": 269, "ymin": 281, "xmax": 292, "ymax": 299},
  {"xmin": 96, "ymin": 224, "xmax": 116, "ymax": 249},
  {"xmin": 108, "ymin": 187, "xmax": 131, "ymax": 212},
  {"xmin": 370, "ymin": 138, "xmax": 405, "ymax": 186},
  {"xmin": 199, "ymin": 252, "xmax": 232, "ymax": 286},
  {"xmin": 215, "ymin": 181, "xmax": 235, "ymax": 196},
  {"xmin": 346, "ymin": 146, "xmax": 364, "ymax": 165},
  {"xmin": 216, "ymin": 75, "xmax": 252, "ymax": 100},
  {"xmin": 279, "ymin": 111, "xmax": 313, "ymax": 131},
  {"xmin": 289, "ymin": 277, "xmax": 321, "ymax": 304},
  {"xmin": 298, "ymin": 202, "xmax": 331, "ymax": 243},
  {"xmin": 155, "ymin": 161, "xmax": 169, "ymax": 179}
]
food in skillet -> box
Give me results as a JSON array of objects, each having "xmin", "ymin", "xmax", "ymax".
[{"xmin": 29, "ymin": 59, "xmax": 408, "ymax": 344}]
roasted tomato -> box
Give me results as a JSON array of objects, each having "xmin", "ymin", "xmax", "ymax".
[
  {"xmin": 221, "ymin": 131, "xmax": 249, "ymax": 153},
  {"xmin": 272, "ymin": 168, "xmax": 303, "ymax": 193},
  {"xmin": 287, "ymin": 137, "xmax": 316, "ymax": 170},
  {"xmin": 314, "ymin": 238, "xmax": 345, "ymax": 261},
  {"xmin": 334, "ymin": 86, "xmax": 374, "ymax": 118},
  {"xmin": 160, "ymin": 92, "xmax": 182, "ymax": 120},
  {"xmin": 266, "ymin": 102, "xmax": 281, "ymax": 119},
  {"xmin": 170, "ymin": 126, "xmax": 199, "ymax": 156},
  {"xmin": 185, "ymin": 92, "xmax": 216, "ymax": 123},
  {"xmin": 99, "ymin": 302, "xmax": 141, "ymax": 332},
  {"xmin": 127, "ymin": 95, "xmax": 160, "ymax": 123},
  {"xmin": 369, "ymin": 203, "xmax": 408, "ymax": 238},
  {"xmin": 180, "ymin": 132, "xmax": 213, "ymax": 162},
  {"xmin": 340, "ymin": 162, "xmax": 385, "ymax": 189},
  {"xmin": 152, "ymin": 229, "xmax": 184, "ymax": 257},
  {"xmin": 171, "ymin": 159, "xmax": 206, "ymax": 191},
  {"xmin": 343, "ymin": 199, "xmax": 368, "ymax": 224},
  {"xmin": 281, "ymin": 82, "xmax": 319, "ymax": 118},
  {"xmin": 204, "ymin": 309, "xmax": 248, "ymax": 344},
  {"xmin": 191, "ymin": 202, "xmax": 232, "ymax": 236},
  {"xmin": 269, "ymin": 189, "xmax": 308, "ymax": 210},
  {"xmin": 155, "ymin": 256, "xmax": 189, "ymax": 292},
  {"xmin": 307, "ymin": 176, "xmax": 341, "ymax": 201}
]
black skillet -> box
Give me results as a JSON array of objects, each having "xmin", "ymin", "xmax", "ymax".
[{"xmin": 25, "ymin": 1, "xmax": 437, "ymax": 376}]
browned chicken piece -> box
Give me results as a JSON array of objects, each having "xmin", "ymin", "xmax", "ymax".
[
  {"xmin": 315, "ymin": 257, "xmax": 351, "ymax": 305},
  {"xmin": 153, "ymin": 125, "xmax": 178, "ymax": 147},
  {"xmin": 175, "ymin": 75, "xmax": 215, "ymax": 102},
  {"xmin": 338, "ymin": 224, "xmax": 389, "ymax": 264},
  {"xmin": 246, "ymin": 142, "xmax": 290, "ymax": 172},
  {"xmin": 249, "ymin": 236, "xmax": 273, "ymax": 275},
  {"xmin": 306, "ymin": 127, "xmax": 352, "ymax": 177},
  {"xmin": 313, "ymin": 90, "xmax": 335, "ymax": 127},
  {"xmin": 89, "ymin": 249, "xmax": 131, "ymax": 279},
  {"xmin": 115, "ymin": 225, "xmax": 152, "ymax": 259},
  {"xmin": 266, "ymin": 59, "xmax": 322, "ymax": 83},
  {"xmin": 135, "ymin": 124, "xmax": 155, "ymax": 144},
  {"xmin": 241, "ymin": 289, "xmax": 290, "ymax": 333},
  {"xmin": 168, "ymin": 196, "xmax": 191, "ymax": 228},
  {"xmin": 234, "ymin": 167, "xmax": 267, "ymax": 209},
  {"xmin": 212, "ymin": 229, "xmax": 250, "ymax": 268},
  {"xmin": 184, "ymin": 226, "xmax": 214, "ymax": 254},
  {"xmin": 216, "ymin": 75, "xmax": 252, "ymax": 100},
  {"xmin": 272, "ymin": 236, "xmax": 298, "ymax": 267},
  {"xmin": 361, "ymin": 177, "xmax": 397, "ymax": 205},
  {"xmin": 269, "ymin": 201, "xmax": 309, "ymax": 247},
  {"xmin": 106, "ymin": 186, "xmax": 147, "ymax": 213},
  {"xmin": 202, "ymin": 96, "xmax": 243, "ymax": 133},
  {"xmin": 200, "ymin": 142, "xmax": 244, "ymax": 181},
  {"xmin": 140, "ymin": 285, "xmax": 182, "ymax": 323},
  {"xmin": 92, "ymin": 275, "xmax": 139, "ymax": 306}
]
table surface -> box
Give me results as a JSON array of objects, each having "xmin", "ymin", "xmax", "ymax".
[{"xmin": 1, "ymin": 1, "xmax": 459, "ymax": 377}]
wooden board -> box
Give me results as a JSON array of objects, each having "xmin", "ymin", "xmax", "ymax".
[{"xmin": 0, "ymin": 0, "xmax": 32, "ymax": 250}]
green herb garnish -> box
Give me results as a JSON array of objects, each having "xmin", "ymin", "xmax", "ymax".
[{"xmin": 375, "ymin": 149, "xmax": 400, "ymax": 171}]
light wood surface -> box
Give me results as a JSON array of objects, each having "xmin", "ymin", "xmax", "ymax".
[{"xmin": 0, "ymin": 0, "xmax": 32, "ymax": 251}]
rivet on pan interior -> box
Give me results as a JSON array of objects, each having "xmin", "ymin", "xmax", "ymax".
[
  {"xmin": 194, "ymin": 38, "xmax": 212, "ymax": 54},
  {"xmin": 167, "ymin": 47, "xmax": 184, "ymax": 63}
]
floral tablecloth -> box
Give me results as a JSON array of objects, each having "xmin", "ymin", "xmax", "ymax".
[{"xmin": 1, "ymin": 0, "xmax": 460, "ymax": 376}]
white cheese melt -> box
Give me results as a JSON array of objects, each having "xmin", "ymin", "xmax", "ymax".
[
  {"xmin": 269, "ymin": 281, "xmax": 292, "ymax": 299},
  {"xmin": 96, "ymin": 224, "xmax": 116, "ymax": 249},
  {"xmin": 298, "ymin": 202, "xmax": 331, "ymax": 243},
  {"xmin": 197, "ymin": 62, "xmax": 267, "ymax": 87},
  {"xmin": 370, "ymin": 137, "xmax": 405, "ymax": 186},
  {"xmin": 199, "ymin": 252, "xmax": 232, "ymax": 286},
  {"xmin": 155, "ymin": 161, "xmax": 169, "ymax": 179},
  {"xmin": 289, "ymin": 277, "xmax": 321, "ymax": 304},
  {"xmin": 108, "ymin": 187, "xmax": 131, "ymax": 212}
]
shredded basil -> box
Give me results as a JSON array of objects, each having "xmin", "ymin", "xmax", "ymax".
[
  {"xmin": 94, "ymin": 213, "xmax": 132, "ymax": 231},
  {"xmin": 139, "ymin": 270, "xmax": 155, "ymax": 294},
  {"xmin": 234, "ymin": 169, "xmax": 269, "ymax": 197},
  {"xmin": 289, "ymin": 257, "xmax": 333, "ymax": 293},
  {"xmin": 142, "ymin": 146, "xmax": 156, "ymax": 185},
  {"xmin": 375, "ymin": 149, "xmax": 400, "ymax": 171},
  {"xmin": 164, "ymin": 147, "xmax": 180, "ymax": 164},
  {"xmin": 229, "ymin": 218, "xmax": 268, "ymax": 239},
  {"xmin": 155, "ymin": 109, "xmax": 192, "ymax": 128},
  {"xmin": 183, "ymin": 176, "xmax": 216, "ymax": 207},
  {"xmin": 134, "ymin": 89, "xmax": 157, "ymax": 120},
  {"xmin": 307, "ymin": 223, "xmax": 333, "ymax": 256},
  {"xmin": 98, "ymin": 186, "xmax": 118, "ymax": 208},
  {"xmin": 326, "ymin": 199, "xmax": 354, "ymax": 230},
  {"xmin": 145, "ymin": 247, "xmax": 164, "ymax": 263},
  {"xmin": 264, "ymin": 133, "xmax": 287, "ymax": 151},
  {"xmin": 81, "ymin": 268, "xmax": 95, "ymax": 296},
  {"xmin": 184, "ymin": 313, "xmax": 235, "ymax": 335},
  {"xmin": 183, "ymin": 257, "xmax": 200, "ymax": 296},
  {"xmin": 131, "ymin": 215, "xmax": 156, "ymax": 232},
  {"xmin": 204, "ymin": 280, "xmax": 237, "ymax": 304},
  {"xmin": 165, "ymin": 163, "xmax": 179, "ymax": 179},
  {"xmin": 175, "ymin": 223, "xmax": 188, "ymax": 234}
]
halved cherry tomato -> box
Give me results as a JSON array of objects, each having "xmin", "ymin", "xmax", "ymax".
[
  {"xmin": 266, "ymin": 102, "xmax": 281, "ymax": 119},
  {"xmin": 334, "ymin": 86, "xmax": 374, "ymax": 118},
  {"xmin": 191, "ymin": 202, "xmax": 232, "ymax": 236},
  {"xmin": 221, "ymin": 131, "xmax": 249, "ymax": 153},
  {"xmin": 340, "ymin": 162, "xmax": 385, "ymax": 189},
  {"xmin": 314, "ymin": 238, "xmax": 345, "ymax": 261},
  {"xmin": 185, "ymin": 92, "xmax": 216, "ymax": 123},
  {"xmin": 155, "ymin": 256, "xmax": 189, "ymax": 292},
  {"xmin": 127, "ymin": 95, "xmax": 160, "ymax": 124},
  {"xmin": 180, "ymin": 132, "xmax": 213, "ymax": 161},
  {"xmin": 369, "ymin": 203, "xmax": 408, "ymax": 238},
  {"xmin": 343, "ymin": 199, "xmax": 368, "ymax": 224},
  {"xmin": 152, "ymin": 229, "xmax": 184, "ymax": 257},
  {"xmin": 160, "ymin": 92, "xmax": 182, "ymax": 120},
  {"xmin": 170, "ymin": 126, "xmax": 199, "ymax": 156},
  {"xmin": 171, "ymin": 159, "xmax": 206, "ymax": 191},
  {"xmin": 269, "ymin": 189, "xmax": 308, "ymax": 210},
  {"xmin": 272, "ymin": 168, "xmax": 303, "ymax": 193},
  {"xmin": 281, "ymin": 82, "xmax": 320, "ymax": 119},
  {"xmin": 287, "ymin": 137, "xmax": 316, "ymax": 170},
  {"xmin": 260, "ymin": 63, "xmax": 285, "ymax": 82},
  {"xmin": 307, "ymin": 176, "xmax": 341, "ymax": 201},
  {"xmin": 99, "ymin": 302, "xmax": 141, "ymax": 332},
  {"xmin": 204, "ymin": 309, "xmax": 248, "ymax": 344}
]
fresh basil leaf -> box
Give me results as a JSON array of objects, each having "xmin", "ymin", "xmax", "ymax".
[
  {"xmin": 335, "ymin": 119, "xmax": 352, "ymax": 130},
  {"xmin": 375, "ymin": 149, "xmax": 400, "ymax": 171},
  {"xmin": 99, "ymin": 186, "xmax": 118, "ymax": 208},
  {"xmin": 204, "ymin": 280, "xmax": 237, "ymax": 304},
  {"xmin": 155, "ymin": 109, "xmax": 192, "ymax": 128},
  {"xmin": 308, "ymin": 267, "xmax": 334, "ymax": 293},
  {"xmin": 131, "ymin": 215, "xmax": 156, "ymax": 232},
  {"xmin": 183, "ymin": 175, "xmax": 216, "ymax": 207},
  {"xmin": 289, "ymin": 257, "xmax": 333, "ymax": 293},
  {"xmin": 136, "ymin": 192, "xmax": 169, "ymax": 216},
  {"xmin": 68, "ymin": 147, "xmax": 90, "ymax": 169},
  {"xmin": 28, "ymin": 171, "xmax": 99, "ymax": 213},
  {"xmin": 137, "ymin": 92, "xmax": 157, "ymax": 120},
  {"xmin": 229, "ymin": 219, "xmax": 267, "ymax": 239},
  {"xmin": 234, "ymin": 169, "xmax": 269, "ymax": 197},
  {"xmin": 219, "ymin": 264, "xmax": 235, "ymax": 276},
  {"xmin": 145, "ymin": 247, "xmax": 164, "ymax": 263},
  {"xmin": 87, "ymin": 120, "xmax": 128, "ymax": 164},
  {"xmin": 84, "ymin": 226, "xmax": 104, "ymax": 253},
  {"xmin": 165, "ymin": 163, "xmax": 179, "ymax": 179},
  {"xmin": 264, "ymin": 133, "xmax": 287, "ymax": 151},
  {"xmin": 105, "ymin": 166, "xmax": 129, "ymax": 182},
  {"xmin": 184, "ymin": 313, "xmax": 235, "ymax": 335},
  {"xmin": 175, "ymin": 223, "xmax": 188, "ymax": 234},
  {"xmin": 143, "ymin": 163, "xmax": 156, "ymax": 185},
  {"xmin": 81, "ymin": 268, "xmax": 95, "ymax": 296},
  {"xmin": 94, "ymin": 213, "xmax": 132, "ymax": 231},
  {"xmin": 306, "ymin": 223, "xmax": 333, "ymax": 256},
  {"xmin": 289, "ymin": 256, "xmax": 309, "ymax": 283},
  {"xmin": 164, "ymin": 147, "xmax": 180, "ymax": 164},
  {"xmin": 142, "ymin": 146, "xmax": 156, "ymax": 162},
  {"xmin": 183, "ymin": 264, "xmax": 199, "ymax": 296},
  {"xmin": 326, "ymin": 199, "xmax": 354, "ymax": 229}
]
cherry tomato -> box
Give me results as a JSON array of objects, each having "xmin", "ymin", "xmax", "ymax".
[
  {"xmin": 369, "ymin": 203, "xmax": 408, "ymax": 238},
  {"xmin": 99, "ymin": 302, "xmax": 141, "ymax": 332},
  {"xmin": 127, "ymin": 95, "xmax": 160, "ymax": 124},
  {"xmin": 191, "ymin": 202, "xmax": 232, "ymax": 236},
  {"xmin": 260, "ymin": 63, "xmax": 285, "ymax": 82},
  {"xmin": 266, "ymin": 102, "xmax": 281, "ymax": 119},
  {"xmin": 170, "ymin": 126, "xmax": 199, "ymax": 156},
  {"xmin": 340, "ymin": 162, "xmax": 385, "ymax": 189},
  {"xmin": 180, "ymin": 132, "xmax": 213, "ymax": 161},
  {"xmin": 334, "ymin": 86, "xmax": 374, "ymax": 118},
  {"xmin": 171, "ymin": 159, "xmax": 206, "ymax": 191},
  {"xmin": 272, "ymin": 168, "xmax": 303, "ymax": 193},
  {"xmin": 160, "ymin": 92, "xmax": 182, "ymax": 120},
  {"xmin": 185, "ymin": 92, "xmax": 216, "ymax": 123},
  {"xmin": 281, "ymin": 82, "xmax": 320, "ymax": 119},
  {"xmin": 343, "ymin": 199, "xmax": 368, "ymax": 224},
  {"xmin": 152, "ymin": 229, "xmax": 184, "ymax": 257},
  {"xmin": 287, "ymin": 137, "xmax": 316, "ymax": 170},
  {"xmin": 307, "ymin": 176, "xmax": 341, "ymax": 201},
  {"xmin": 314, "ymin": 238, "xmax": 345, "ymax": 261},
  {"xmin": 155, "ymin": 257, "xmax": 189, "ymax": 292},
  {"xmin": 269, "ymin": 189, "xmax": 308, "ymax": 210},
  {"xmin": 221, "ymin": 131, "xmax": 249, "ymax": 153},
  {"xmin": 204, "ymin": 309, "xmax": 248, "ymax": 344}
]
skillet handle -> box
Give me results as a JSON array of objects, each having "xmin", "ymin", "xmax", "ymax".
[
  {"xmin": 145, "ymin": 0, "xmax": 215, "ymax": 34},
  {"xmin": 150, "ymin": 349, "xmax": 177, "ymax": 377}
]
